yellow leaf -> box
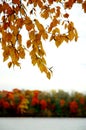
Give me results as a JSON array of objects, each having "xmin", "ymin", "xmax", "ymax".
[
  {"xmin": 35, "ymin": 19, "xmax": 45, "ymax": 32},
  {"xmin": 68, "ymin": 22, "xmax": 74, "ymax": 31},
  {"xmin": 24, "ymin": 16, "xmax": 32, "ymax": 24},
  {"xmin": 52, "ymin": 28, "xmax": 60, "ymax": 35},
  {"xmin": 55, "ymin": 40, "xmax": 62, "ymax": 47},
  {"xmin": 41, "ymin": 9, "xmax": 49, "ymax": 19},
  {"xmin": 74, "ymin": 29, "xmax": 78, "ymax": 41},
  {"xmin": 9, "ymin": 46, "xmax": 19, "ymax": 64},
  {"xmin": 29, "ymin": 30, "xmax": 35, "ymax": 41},
  {"xmin": 50, "ymin": 8, "xmax": 55, "ymax": 13},
  {"xmin": 50, "ymin": 35, "xmax": 55, "ymax": 41},
  {"xmin": 46, "ymin": 71, "xmax": 51, "ymax": 79},
  {"xmin": 18, "ymin": 46, "xmax": 25, "ymax": 59},
  {"xmin": 42, "ymin": 32, "xmax": 48, "ymax": 40},
  {"xmin": 62, "ymin": 35, "xmax": 69, "ymax": 43},
  {"xmin": 31, "ymin": 54, "xmax": 38, "ymax": 65},
  {"xmin": 42, "ymin": 59, "xmax": 46, "ymax": 65},
  {"xmin": 39, "ymin": 64, "xmax": 46, "ymax": 73},
  {"xmin": 55, "ymin": 35, "xmax": 63, "ymax": 47},
  {"xmin": 25, "ymin": 16, "xmax": 34, "ymax": 31},
  {"xmin": 68, "ymin": 31, "xmax": 75, "ymax": 41},
  {"xmin": 38, "ymin": 45, "xmax": 46, "ymax": 56},
  {"xmin": 35, "ymin": 19, "xmax": 48, "ymax": 39},
  {"xmin": 8, "ymin": 62, "xmax": 12, "ymax": 68}
]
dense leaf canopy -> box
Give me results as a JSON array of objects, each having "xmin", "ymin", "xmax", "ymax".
[{"xmin": 0, "ymin": 0, "xmax": 86, "ymax": 79}]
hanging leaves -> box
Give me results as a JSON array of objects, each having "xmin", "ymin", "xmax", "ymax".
[
  {"xmin": 48, "ymin": 18, "xmax": 60, "ymax": 33},
  {"xmin": 18, "ymin": 46, "xmax": 25, "ymax": 59},
  {"xmin": 0, "ymin": 0, "xmax": 85, "ymax": 79},
  {"xmin": 34, "ymin": 19, "xmax": 48, "ymax": 39}
]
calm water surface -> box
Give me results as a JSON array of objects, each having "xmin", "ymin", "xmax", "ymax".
[{"xmin": 0, "ymin": 118, "xmax": 86, "ymax": 130}]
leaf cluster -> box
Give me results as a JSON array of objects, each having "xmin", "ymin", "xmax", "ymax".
[{"xmin": 0, "ymin": 0, "xmax": 86, "ymax": 78}]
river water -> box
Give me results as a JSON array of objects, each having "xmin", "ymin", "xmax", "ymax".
[{"xmin": 0, "ymin": 118, "xmax": 86, "ymax": 130}]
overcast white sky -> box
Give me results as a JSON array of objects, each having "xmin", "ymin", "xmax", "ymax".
[{"xmin": 0, "ymin": 4, "xmax": 86, "ymax": 93}]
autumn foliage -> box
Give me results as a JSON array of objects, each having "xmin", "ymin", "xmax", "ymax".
[
  {"xmin": 0, "ymin": 0, "xmax": 86, "ymax": 78},
  {"xmin": 0, "ymin": 89, "xmax": 86, "ymax": 117}
]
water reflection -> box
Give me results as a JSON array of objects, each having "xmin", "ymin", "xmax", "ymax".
[{"xmin": 0, "ymin": 118, "xmax": 86, "ymax": 130}]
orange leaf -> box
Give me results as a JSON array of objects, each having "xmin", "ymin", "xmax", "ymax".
[
  {"xmin": 13, "ymin": 6, "xmax": 20, "ymax": 14},
  {"xmin": 82, "ymin": 1, "xmax": 86, "ymax": 13},
  {"xmin": 77, "ymin": 0, "xmax": 83, "ymax": 3},
  {"xmin": 2, "ymin": 2, "xmax": 9, "ymax": 12},
  {"xmin": 25, "ymin": 16, "xmax": 34, "ymax": 31},
  {"xmin": 13, "ymin": 26, "xmax": 18, "ymax": 36},
  {"xmin": 5, "ymin": 33, "xmax": 12, "ymax": 42},
  {"xmin": 0, "ymin": 4, "xmax": 3, "ymax": 13},
  {"xmin": 63, "ymin": 13, "xmax": 69, "ymax": 18},
  {"xmin": 41, "ymin": 9, "xmax": 49, "ymax": 19},
  {"xmin": 3, "ymin": 22, "xmax": 10, "ymax": 30},
  {"xmin": 26, "ymin": 40, "xmax": 32, "ymax": 48},
  {"xmin": 50, "ymin": 8, "xmax": 55, "ymax": 13},
  {"xmin": 10, "ymin": 14, "xmax": 15, "ymax": 22},
  {"xmin": 55, "ymin": 6, "xmax": 61, "ymax": 17},
  {"xmin": 48, "ymin": 18, "xmax": 60, "ymax": 32},
  {"xmin": 65, "ymin": 0, "xmax": 76, "ymax": 9},
  {"xmin": 37, "ymin": 0, "xmax": 43, "ymax": 8},
  {"xmin": 48, "ymin": 0, "xmax": 53, "ymax": 4},
  {"xmin": 3, "ymin": 2, "xmax": 13, "ymax": 15},
  {"xmin": 18, "ymin": 34, "xmax": 22, "ymax": 45},
  {"xmin": 16, "ymin": 18, "xmax": 24, "ymax": 28},
  {"xmin": 12, "ymin": 0, "xmax": 20, "ymax": 5},
  {"xmin": 25, "ymin": 24, "xmax": 34, "ymax": 31},
  {"xmin": 20, "ymin": 8, "xmax": 26, "ymax": 16}
]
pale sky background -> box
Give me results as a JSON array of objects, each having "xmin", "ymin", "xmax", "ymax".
[{"xmin": 0, "ymin": 3, "xmax": 86, "ymax": 93}]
